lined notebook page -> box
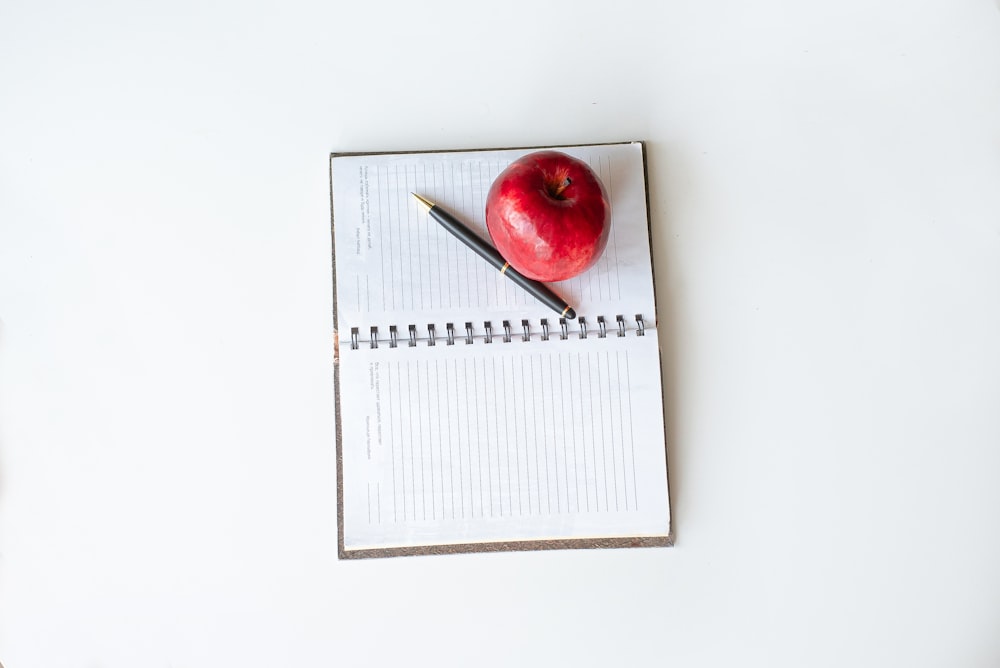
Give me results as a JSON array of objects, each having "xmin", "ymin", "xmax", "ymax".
[
  {"xmin": 331, "ymin": 143, "xmax": 655, "ymax": 335},
  {"xmin": 339, "ymin": 334, "xmax": 669, "ymax": 549}
]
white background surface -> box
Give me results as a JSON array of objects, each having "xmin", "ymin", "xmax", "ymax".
[{"xmin": 2, "ymin": 0, "xmax": 999, "ymax": 665}]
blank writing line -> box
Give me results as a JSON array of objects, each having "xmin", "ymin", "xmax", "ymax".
[
  {"xmin": 446, "ymin": 359, "xmax": 457, "ymax": 519},
  {"xmin": 595, "ymin": 351, "xmax": 608, "ymax": 511},
  {"xmin": 551, "ymin": 355, "xmax": 562, "ymax": 513},
  {"xmin": 625, "ymin": 351, "xmax": 638, "ymax": 510},
  {"xmin": 607, "ymin": 351, "xmax": 620, "ymax": 511},
  {"xmin": 577, "ymin": 355, "xmax": 589, "ymax": 512},
  {"xmin": 616, "ymin": 351, "xmax": 629, "ymax": 511}
]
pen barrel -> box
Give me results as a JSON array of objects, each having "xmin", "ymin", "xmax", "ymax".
[
  {"xmin": 501, "ymin": 265, "xmax": 574, "ymax": 318},
  {"xmin": 429, "ymin": 207, "xmax": 506, "ymax": 270},
  {"xmin": 429, "ymin": 205, "xmax": 575, "ymax": 319}
]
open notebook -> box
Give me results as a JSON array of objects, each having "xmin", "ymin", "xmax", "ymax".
[{"xmin": 330, "ymin": 141, "xmax": 671, "ymax": 558}]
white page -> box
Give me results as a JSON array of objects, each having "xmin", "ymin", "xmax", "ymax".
[
  {"xmin": 330, "ymin": 143, "xmax": 656, "ymax": 338},
  {"xmin": 339, "ymin": 332, "xmax": 669, "ymax": 550}
]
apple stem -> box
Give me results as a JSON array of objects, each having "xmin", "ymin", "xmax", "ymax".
[{"xmin": 553, "ymin": 177, "xmax": 572, "ymax": 198}]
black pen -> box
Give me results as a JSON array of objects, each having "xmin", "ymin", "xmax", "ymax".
[{"xmin": 412, "ymin": 193, "xmax": 576, "ymax": 320}]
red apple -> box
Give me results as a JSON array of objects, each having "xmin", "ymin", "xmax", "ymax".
[{"xmin": 485, "ymin": 150, "xmax": 611, "ymax": 282}]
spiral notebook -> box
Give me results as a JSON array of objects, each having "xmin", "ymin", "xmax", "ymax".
[{"xmin": 330, "ymin": 141, "xmax": 671, "ymax": 558}]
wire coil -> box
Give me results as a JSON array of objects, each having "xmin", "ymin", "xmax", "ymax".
[{"xmin": 349, "ymin": 315, "xmax": 649, "ymax": 350}]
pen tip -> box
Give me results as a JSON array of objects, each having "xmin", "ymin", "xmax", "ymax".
[
  {"xmin": 411, "ymin": 192, "xmax": 434, "ymax": 212},
  {"xmin": 564, "ymin": 308, "xmax": 577, "ymax": 320}
]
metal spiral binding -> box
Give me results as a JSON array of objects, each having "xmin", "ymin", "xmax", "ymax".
[{"xmin": 348, "ymin": 315, "xmax": 648, "ymax": 349}]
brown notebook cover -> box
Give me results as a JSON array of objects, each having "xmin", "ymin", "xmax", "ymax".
[{"xmin": 330, "ymin": 141, "xmax": 671, "ymax": 558}]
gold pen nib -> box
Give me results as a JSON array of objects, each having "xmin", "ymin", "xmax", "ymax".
[{"xmin": 411, "ymin": 192, "xmax": 434, "ymax": 213}]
